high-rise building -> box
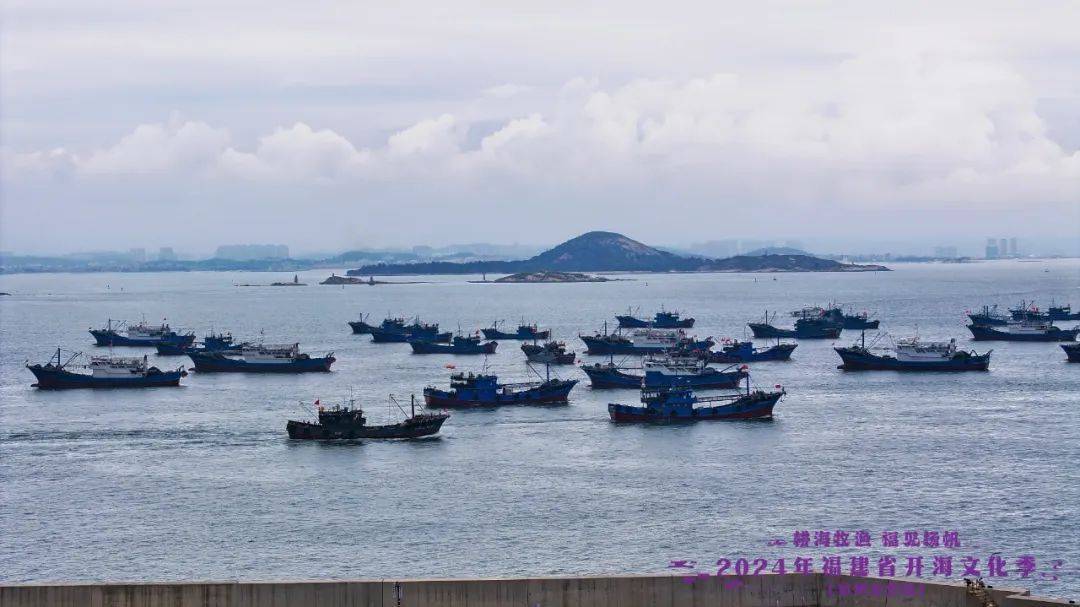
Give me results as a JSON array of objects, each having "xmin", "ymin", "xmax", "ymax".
[
  {"xmin": 985, "ymin": 238, "xmax": 999, "ymax": 259},
  {"xmin": 999, "ymin": 238, "xmax": 1008, "ymax": 258},
  {"xmin": 1009, "ymin": 237, "xmax": 1019, "ymax": 257},
  {"xmin": 158, "ymin": 247, "xmax": 177, "ymax": 261},
  {"xmin": 128, "ymin": 248, "xmax": 146, "ymax": 263}
]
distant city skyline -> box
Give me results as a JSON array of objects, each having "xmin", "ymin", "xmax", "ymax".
[{"xmin": 2, "ymin": 1, "xmax": 1079, "ymax": 254}]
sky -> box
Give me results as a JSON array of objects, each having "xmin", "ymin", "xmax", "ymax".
[{"xmin": 2, "ymin": 0, "xmax": 1079, "ymax": 256}]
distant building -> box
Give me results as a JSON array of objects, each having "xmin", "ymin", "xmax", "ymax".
[
  {"xmin": 214, "ymin": 244, "xmax": 289, "ymax": 260},
  {"xmin": 998, "ymin": 238, "xmax": 1008, "ymax": 259},
  {"xmin": 157, "ymin": 247, "xmax": 177, "ymax": 261},
  {"xmin": 933, "ymin": 246, "xmax": 958, "ymax": 258},
  {"xmin": 128, "ymin": 248, "xmax": 146, "ymax": 263},
  {"xmin": 1009, "ymin": 237, "xmax": 1019, "ymax": 257},
  {"xmin": 985, "ymin": 238, "xmax": 999, "ymax": 259}
]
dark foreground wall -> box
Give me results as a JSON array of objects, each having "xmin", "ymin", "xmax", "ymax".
[{"xmin": 0, "ymin": 573, "xmax": 1071, "ymax": 607}]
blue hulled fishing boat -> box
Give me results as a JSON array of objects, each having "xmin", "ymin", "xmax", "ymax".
[
  {"xmin": 187, "ymin": 343, "xmax": 335, "ymax": 372},
  {"xmin": 1048, "ymin": 304, "xmax": 1080, "ymax": 321},
  {"xmin": 842, "ymin": 310, "xmax": 880, "ymax": 330},
  {"xmin": 422, "ymin": 371, "xmax": 576, "ymax": 407},
  {"xmin": 616, "ymin": 307, "xmax": 694, "ymax": 328},
  {"xmin": 967, "ymin": 321, "xmax": 1079, "ymax": 342},
  {"xmin": 607, "ymin": 380, "xmax": 784, "ymax": 422},
  {"xmin": 287, "ymin": 396, "xmax": 449, "ymax": 439},
  {"xmin": 748, "ymin": 309, "xmax": 843, "ymax": 339},
  {"xmin": 580, "ymin": 356, "xmax": 747, "ymax": 389},
  {"xmin": 835, "ymin": 334, "xmax": 990, "ymax": 371},
  {"xmin": 481, "ymin": 321, "xmax": 550, "ymax": 340},
  {"xmin": 156, "ymin": 331, "xmax": 241, "ymax": 355},
  {"xmin": 371, "ymin": 318, "xmax": 451, "ymax": 343},
  {"xmin": 968, "ymin": 305, "xmax": 1010, "ymax": 326},
  {"xmin": 580, "ymin": 325, "xmax": 713, "ymax": 355},
  {"xmin": 701, "ymin": 339, "xmax": 797, "ymax": 363},
  {"xmin": 90, "ymin": 319, "xmax": 195, "ymax": 348},
  {"xmin": 521, "ymin": 341, "xmax": 576, "ymax": 364},
  {"xmin": 1063, "ymin": 343, "xmax": 1080, "ymax": 362},
  {"xmin": 409, "ymin": 334, "xmax": 497, "ymax": 354},
  {"xmin": 1009, "ymin": 300, "xmax": 1050, "ymax": 322},
  {"xmin": 27, "ymin": 349, "xmax": 186, "ymax": 389},
  {"xmin": 347, "ymin": 313, "xmax": 396, "ymax": 334}
]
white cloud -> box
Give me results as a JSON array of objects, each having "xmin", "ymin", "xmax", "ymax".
[{"xmin": 483, "ymin": 84, "xmax": 534, "ymax": 99}]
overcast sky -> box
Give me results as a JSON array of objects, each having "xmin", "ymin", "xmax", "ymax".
[{"xmin": 2, "ymin": 0, "xmax": 1078, "ymax": 255}]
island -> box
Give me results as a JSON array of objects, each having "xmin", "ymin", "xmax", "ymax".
[
  {"xmin": 320, "ymin": 273, "xmax": 429, "ymax": 285},
  {"xmin": 472, "ymin": 271, "xmax": 612, "ymax": 283},
  {"xmin": 348, "ymin": 231, "xmax": 890, "ymax": 276}
]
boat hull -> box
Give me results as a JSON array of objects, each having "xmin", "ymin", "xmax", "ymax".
[
  {"xmin": 608, "ymin": 392, "xmax": 781, "ymax": 422},
  {"xmin": 481, "ymin": 328, "xmax": 551, "ymax": 340},
  {"xmin": 521, "ymin": 344, "xmax": 576, "ymax": 364},
  {"xmin": 1063, "ymin": 344, "xmax": 1080, "ymax": 362},
  {"xmin": 371, "ymin": 329, "xmax": 452, "ymax": 343},
  {"xmin": 286, "ymin": 417, "xmax": 446, "ymax": 439},
  {"xmin": 842, "ymin": 318, "xmax": 879, "ymax": 330},
  {"xmin": 348, "ymin": 321, "xmax": 377, "ymax": 334},
  {"xmin": 706, "ymin": 343, "xmax": 797, "ymax": 363},
  {"xmin": 835, "ymin": 348, "xmax": 990, "ymax": 371},
  {"xmin": 580, "ymin": 365, "xmax": 746, "ymax": 389},
  {"xmin": 968, "ymin": 314, "xmax": 1008, "ymax": 326},
  {"xmin": 748, "ymin": 323, "xmax": 795, "ymax": 338},
  {"xmin": 409, "ymin": 340, "xmax": 497, "ymax": 355},
  {"xmin": 748, "ymin": 323, "xmax": 840, "ymax": 339},
  {"xmin": 27, "ymin": 365, "xmax": 185, "ymax": 389},
  {"xmin": 422, "ymin": 380, "xmax": 576, "ymax": 407},
  {"xmin": 90, "ymin": 330, "xmax": 195, "ymax": 348},
  {"xmin": 579, "ymin": 335, "xmax": 712, "ymax": 355},
  {"xmin": 187, "ymin": 352, "xmax": 335, "ymax": 372},
  {"xmin": 966, "ymin": 324, "xmax": 1080, "ymax": 342},
  {"xmin": 616, "ymin": 316, "xmax": 695, "ymax": 329}
]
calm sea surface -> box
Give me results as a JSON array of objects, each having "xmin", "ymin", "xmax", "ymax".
[{"xmin": 1, "ymin": 261, "xmax": 1078, "ymax": 596}]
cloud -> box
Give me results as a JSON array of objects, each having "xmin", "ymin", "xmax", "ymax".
[
  {"xmin": 483, "ymin": 84, "xmax": 534, "ymax": 99},
  {"xmin": 3, "ymin": 48, "xmax": 1078, "ymax": 252}
]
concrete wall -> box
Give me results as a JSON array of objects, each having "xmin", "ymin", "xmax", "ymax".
[{"xmin": 0, "ymin": 573, "xmax": 1069, "ymax": 607}]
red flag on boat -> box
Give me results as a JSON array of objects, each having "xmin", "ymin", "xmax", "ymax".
[
  {"xmin": 445, "ymin": 363, "xmax": 456, "ymax": 369},
  {"xmin": 775, "ymin": 384, "xmax": 782, "ymax": 389},
  {"xmin": 740, "ymin": 364, "xmax": 749, "ymax": 370},
  {"xmin": 314, "ymin": 399, "xmax": 320, "ymax": 406}
]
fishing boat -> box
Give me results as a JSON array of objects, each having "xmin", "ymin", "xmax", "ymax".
[
  {"xmin": 371, "ymin": 318, "xmax": 451, "ymax": 343},
  {"xmin": 1063, "ymin": 343, "xmax": 1080, "ymax": 362},
  {"xmin": 968, "ymin": 305, "xmax": 1010, "ymax": 326},
  {"xmin": 155, "ymin": 331, "xmax": 242, "ymax": 355},
  {"xmin": 580, "ymin": 355, "xmax": 747, "ymax": 389},
  {"xmin": 748, "ymin": 310, "xmax": 842, "ymax": 339},
  {"xmin": 89, "ymin": 319, "xmax": 195, "ymax": 348},
  {"xmin": 580, "ymin": 325, "xmax": 713, "ymax": 355},
  {"xmin": 521, "ymin": 341, "xmax": 576, "ymax": 364},
  {"xmin": 422, "ymin": 370, "xmax": 576, "ymax": 407},
  {"xmin": 699, "ymin": 338, "xmax": 797, "ymax": 363},
  {"xmin": 607, "ymin": 378, "xmax": 784, "ymax": 422},
  {"xmin": 1048, "ymin": 304, "xmax": 1080, "ymax": 321},
  {"xmin": 187, "ymin": 343, "xmax": 335, "ymax": 372},
  {"xmin": 967, "ymin": 321, "xmax": 1079, "ymax": 342},
  {"xmin": 480, "ymin": 321, "xmax": 551, "ymax": 340},
  {"xmin": 616, "ymin": 306, "xmax": 695, "ymax": 328},
  {"xmin": 1009, "ymin": 300, "xmax": 1050, "ymax": 322},
  {"xmin": 835, "ymin": 334, "xmax": 990, "ymax": 371},
  {"xmin": 841, "ymin": 309, "xmax": 880, "ymax": 330},
  {"xmin": 27, "ymin": 348, "xmax": 187, "ymax": 389},
  {"xmin": 347, "ymin": 313, "xmax": 398, "ymax": 335},
  {"xmin": 286, "ymin": 396, "xmax": 449, "ymax": 439},
  {"xmin": 409, "ymin": 334, "xmax": 497, "ymax": 354}
]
